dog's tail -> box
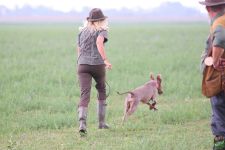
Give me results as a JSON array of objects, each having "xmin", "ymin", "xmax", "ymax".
[{"xmin": 117, "ymin": 91, "xmax": 134, "ymax": 96}]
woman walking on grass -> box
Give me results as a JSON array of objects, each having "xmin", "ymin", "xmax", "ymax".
[{"xmin": 76, "ymin": 8, "xmax": 112, "ymax": 136}]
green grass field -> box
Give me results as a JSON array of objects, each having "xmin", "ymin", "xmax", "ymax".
[{"xmin": 0, "ymin": 22, "xmax": 213, "ymax": 150}]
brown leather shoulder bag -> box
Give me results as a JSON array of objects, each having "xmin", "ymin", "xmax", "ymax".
[
  {"xmin": 202, "ymin": 14, "xmax": 225, "ymax": 98},
  {"xmin": 202, "ymin": 38, "xmax": 225, "ymax": 98}
]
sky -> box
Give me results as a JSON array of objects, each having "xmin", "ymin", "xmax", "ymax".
[{"xmin": 0, "ymin": 0, "xmax": 206, "ymax": 13}]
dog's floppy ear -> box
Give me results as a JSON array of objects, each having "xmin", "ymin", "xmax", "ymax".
[
  {"xmin": 150, "ymin": 73, "xmax": 155, "ymax": 80},
  {"xmin": 156, "ymin": 74, "xmax": 162, "ymax": 82}
]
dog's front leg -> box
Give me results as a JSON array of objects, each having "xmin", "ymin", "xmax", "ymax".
[{"xmin": 147, "ymin": 99, "xmax": 157, "ymax": 111}]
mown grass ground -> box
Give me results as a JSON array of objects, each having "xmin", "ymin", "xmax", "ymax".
[{"xmin": 0, "ymin": 22, "xmax": 212, "ymax": 150}]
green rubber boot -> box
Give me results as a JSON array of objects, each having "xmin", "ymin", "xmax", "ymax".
[
  {"xmin": 78, "ymin": 107, "xmax": 88, "ymax": 136},
  {"xmin": 98, "ymin": 100, "xmax": 109, "ymax": 129},
  {"xmin": 213, "ymin": 137, "xmax": 225, "ymax": 150}
]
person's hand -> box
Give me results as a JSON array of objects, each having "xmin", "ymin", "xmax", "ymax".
[
  {"xmin": 104, "ymin": 59, "xmax": 112, "ymax": 70},
  {"xmin": 214, "ymin": 58, "xmax": 225, "ymax": 71}
]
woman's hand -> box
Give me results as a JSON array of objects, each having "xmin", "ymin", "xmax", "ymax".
[{"xmin": 104, "ymin": 59, "xmax": 112, "ymax": 70}]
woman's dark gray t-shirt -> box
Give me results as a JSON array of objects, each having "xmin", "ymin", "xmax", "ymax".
[{"xmin": 77, "ymin": 27, "xmax": 108, "ymax": 65}]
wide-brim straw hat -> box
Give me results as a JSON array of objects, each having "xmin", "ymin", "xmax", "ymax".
[
  {"xmin": 199, "ymin": 0, "xmax": 225, "ymax": 6},
  {"xmin": 87, "ymin": 8, "xmax": 107, "ymax": 22}
]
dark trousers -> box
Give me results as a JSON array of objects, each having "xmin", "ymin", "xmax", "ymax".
[
  {"xmin": 77, "ymin": 64, "xmax": 106, "ymax": 107},
  {"xmin": 211, "ymin": 91, "xmax": 225, "ymax": 137}
]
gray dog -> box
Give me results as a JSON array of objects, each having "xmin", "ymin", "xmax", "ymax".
[{"xmin": 117, "ymin": 74, "xmax": 163, "ymax": 122}]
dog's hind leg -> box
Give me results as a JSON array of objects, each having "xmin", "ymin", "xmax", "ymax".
[
  {"xmin": 122, "ymin": 96, "xmax": 131, "ymax": 123},
  {"xmin": 122, "ymin": 112, "xmax": 128, "ymax": 123},
  {"xmin": 123, "ymin": 94, "xmax": 131, "ymax": 123},
  {"xmin": 127, "ymin": 100, "xmax": 139, "ymax": 118}
]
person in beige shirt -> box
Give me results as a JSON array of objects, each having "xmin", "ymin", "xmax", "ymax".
[
  {"xmin": 76, "ymin": 8, "xmax": 112, "ymax": 136},
  {"xmin": 199, "ymin": 0, "xmax": 225, "ymax": 149}
]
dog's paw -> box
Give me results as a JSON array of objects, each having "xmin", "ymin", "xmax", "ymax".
[{"xmin": 153, "ymin": 108, "xmax": 158, "ymax": 111}]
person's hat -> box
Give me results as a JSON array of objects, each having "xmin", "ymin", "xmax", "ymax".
[
  {"xmin": 199, "ymin": 0, "xmax": 225, "ymax": 6},
  {"xmin": 87, "ymin": 8, "xmax": 107, "ymax": 22}
]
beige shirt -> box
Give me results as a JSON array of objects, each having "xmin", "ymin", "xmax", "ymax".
[{"xmin": 77, "ymin": 27, "xmax": 108, "ymax": 65}]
